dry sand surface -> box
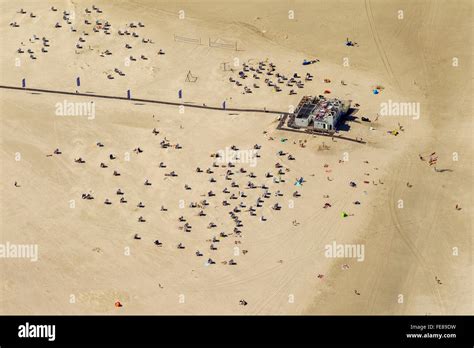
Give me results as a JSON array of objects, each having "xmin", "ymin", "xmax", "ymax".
[{"xmin": 0, "ymin": 0, "xmax": 472, "ymax": 314}]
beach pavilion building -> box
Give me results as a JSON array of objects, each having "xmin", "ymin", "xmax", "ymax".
[{"xmin": 292, "ymin": 95, "xmax": 350, "ymax": 131}]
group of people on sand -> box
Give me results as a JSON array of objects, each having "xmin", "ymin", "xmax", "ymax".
[
  {"xmin": 229, "ymin": 59, "xmax": 313, "ymax": 96},
  {"xmin": 13, "ymin": 5, "xmax": 165, "ymax": 79},
  {"xmin": 63, "ymin": 121, "xmax": 309, "ymax": 310}
]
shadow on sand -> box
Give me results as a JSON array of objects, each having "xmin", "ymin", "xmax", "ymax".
[{"xmin": 337, "ymin": 107, "xmax": 359, "ymax": 132}]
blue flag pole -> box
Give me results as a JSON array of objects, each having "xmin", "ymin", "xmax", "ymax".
[
  {"xmin": 22, "ymin": 78, "xmax": 26, "ymax": 88},
  {"xmin": 127, "ymin": 89, "xmax": 131, "ymax": 99},
  {"xmin": 222, "ymin": 101, "xmax": 226, "ymax": 110},
  {"xmin": 76, "ymin": 77, "xmax": 81, "ymax": 87},
  {"xmin": 178, "ymin": 89, "xmax": 182, "ymax": 99}
]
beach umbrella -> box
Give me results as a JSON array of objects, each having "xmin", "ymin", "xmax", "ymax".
[
  {"xmin": 341, "ymin": 212, "xmax": 348, "ymax": 218},
  {"xmin": 373, "ymin": 89, "xmax": 379, "ymax": 95}
]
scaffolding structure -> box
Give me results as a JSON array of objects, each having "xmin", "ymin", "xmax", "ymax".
[
  {"xmin": 209, "ymin": 38, "xmax": 238, "ymax": 51},
  {"xmin": 174, "ymin": 34, "xmax": 202, "ymax": 45},
  {"xmin": 185, "ymin": 71, "xmax": 198, "ymax": 83}
]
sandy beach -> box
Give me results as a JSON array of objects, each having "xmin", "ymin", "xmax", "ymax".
[{"xmin": 0, "ymin": 0, "xmax": 472, "ymax": 315}]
